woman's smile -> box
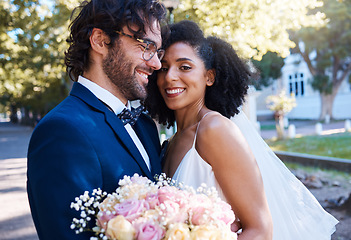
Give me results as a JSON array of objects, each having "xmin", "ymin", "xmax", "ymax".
[{"xmin": 165, "ymin": 87, "xmax": 185, "ymax": 97}]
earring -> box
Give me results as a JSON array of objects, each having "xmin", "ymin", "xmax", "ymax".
[{"xmin": 207, "ymin": 78, "xmax": 214, "ymax": 86}]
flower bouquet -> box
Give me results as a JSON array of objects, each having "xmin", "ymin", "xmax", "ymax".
[{"xmin": 70, "ymin": 173, "xmax": 237, "ymax": 240}]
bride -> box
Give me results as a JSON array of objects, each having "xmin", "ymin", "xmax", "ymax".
[{"xmin": 145, "ymin": 20, "xmax": 338, "ymax": 239}]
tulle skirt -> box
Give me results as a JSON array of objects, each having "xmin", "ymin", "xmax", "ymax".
[{"xmin": 231, "ymin": 111, "xmax": 338, "ymax": 240}]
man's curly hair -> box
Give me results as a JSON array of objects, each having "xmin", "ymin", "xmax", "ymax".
[
  {"xmin": 64, "ymin": 0, "xmax": 167, "ymax": 81},
  {"xmin": 145, "ymin": 20, "xmax": 251, "ymax": 127}
]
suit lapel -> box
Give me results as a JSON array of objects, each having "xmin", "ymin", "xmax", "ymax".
[
  {"xmin": 133, "ymin": 119, "xmax": 162, "ymax": 177},
  {"xmin": 105, "ymin": 113, "xmax": 153, "ymax": 179},
  {"xmin": 70, "ymin": 82, "xmax": 152, "ymax": 179}
]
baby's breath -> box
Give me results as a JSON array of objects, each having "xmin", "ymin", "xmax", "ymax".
[{"xmin": 70, "ymin": 187, "xmax": 108, "ymax": 239}]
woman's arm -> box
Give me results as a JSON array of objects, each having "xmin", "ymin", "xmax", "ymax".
[{"xmin": 197, "ymin": 115, "xmax": 273, "ymax": 240}]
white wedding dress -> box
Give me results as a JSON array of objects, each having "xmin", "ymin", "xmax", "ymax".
[{"xmin": 172, "ymin": 111, "xmax": 338, "ymax": 240}]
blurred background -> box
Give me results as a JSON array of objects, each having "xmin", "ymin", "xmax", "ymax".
[
  {"xmin": 0, "ymin": 0, "xmax": 350, "ymax": 239},
  {"xmin": 1, "ymin": 0, "xmax": 351, "ymax": 140}
]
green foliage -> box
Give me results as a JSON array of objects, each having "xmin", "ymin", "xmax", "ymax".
[
  {"xmin": 0, "ymin": 0, "xmax": 77, "ymax": 123},
  {"xmin": 173, "ymin": 0, "xmax": 326, "ymax": 60},
  {"xmin": 292, "ymin": 0, "xmax": 351, "ymax": 94},
  {"xmin": 311, "ymin": 74, "xmax": 332, "ymax": 94},
  {"xmin": 251, "ymin": 51, "xmax": 285, "ymax": 90}
]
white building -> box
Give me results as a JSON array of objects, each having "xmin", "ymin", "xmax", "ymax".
[{"xmin": 256, "ymin": 52, "xmax": 351, "ymax": 120}]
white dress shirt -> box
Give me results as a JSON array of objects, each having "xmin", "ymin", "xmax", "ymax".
[{"xmin": 77, "ymin": 76, "xmax": 151, "ymax": 170}]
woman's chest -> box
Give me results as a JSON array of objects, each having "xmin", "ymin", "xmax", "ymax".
[{"xmin": 163, "ymin": 131, "xmax": 195, "ymax": 177}]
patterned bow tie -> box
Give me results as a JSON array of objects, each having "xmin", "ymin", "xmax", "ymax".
[{"xmin": 117, "ymin": 106, "xmax": 144, "ymax": 126}]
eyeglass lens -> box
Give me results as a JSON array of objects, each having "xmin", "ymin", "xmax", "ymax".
[
  {"xmin": 115, "ymin": 31, "xmax": 164, "ymax": 61},
  {"xmin": 143, "ymin": 42, "xmax": 164, "ymax": 61},
  {"xmin": 157, "ymin": 49, "xmax": 165, "ymax": 61}
]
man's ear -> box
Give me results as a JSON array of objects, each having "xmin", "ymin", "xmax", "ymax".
[
  {"xmin": 206, "ymin": 69, "xmax": 216, "ymax": 86},
  {"xmin": 89, "ymin": 28, "xmax": 110, "ymax": 56}
]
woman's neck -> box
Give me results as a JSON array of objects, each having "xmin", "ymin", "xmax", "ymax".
[{"xmin": 174, "ymin": 105, "xmax": 209, "ymax": 132}]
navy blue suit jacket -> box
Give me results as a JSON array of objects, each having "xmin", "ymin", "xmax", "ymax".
[{"xmin": 27, "ymin": 82, "xmax": 161, "ymax": 239}]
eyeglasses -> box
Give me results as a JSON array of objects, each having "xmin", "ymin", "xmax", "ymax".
[{"xmin": 115, "ymin": 31, "xmax": 165, "ymax": 61}]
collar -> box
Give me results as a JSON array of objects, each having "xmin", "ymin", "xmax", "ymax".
[{"xmin": 77, "ymin": 75, "xmax": 131, "ymax": 115}]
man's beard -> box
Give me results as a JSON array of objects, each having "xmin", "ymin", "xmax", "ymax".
[{"xmin": 102, "ymin": 43, "xmax": 148, "ymax": 101}]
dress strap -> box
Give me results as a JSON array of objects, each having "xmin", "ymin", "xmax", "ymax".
[{"xmin": 192, "ymin": 112, "xmax": 218, "ymax": 147}]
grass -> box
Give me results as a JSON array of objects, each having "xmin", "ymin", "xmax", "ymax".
[
  {"xmin": 260, "ymin": 124, "xmax": 277, "ymax": 130},
  {"xmin": 265, "ymin": 132, "xmax": 351, "ymax": 160}
]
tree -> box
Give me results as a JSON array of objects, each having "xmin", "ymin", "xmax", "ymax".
[
  {"xmin": 266, "ymin": 90, "xmax": 297, "ymax": 139},
  {"xmin": 173, "ymin": 0, "xmax": 326, "ymax": 60},
  {"xmin": 0, "ymin": 0, "xmax": 76, "ymax": 125},
  {"xmin": 291, "ymin": 0, "xmax": 351, "ymax": 120},
  {"xmin": 251, "ymin": 51, "xmax": 285, "ymax": 90}
]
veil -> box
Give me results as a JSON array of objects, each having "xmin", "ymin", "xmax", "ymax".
[{"xmin": 231, "ymin": 110, "xmax": 338, "ymax": 240}]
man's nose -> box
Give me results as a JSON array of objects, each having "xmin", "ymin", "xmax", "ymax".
[{"xmin": 146, "ymin": 54, "xmax": 162, "ymax": 70}]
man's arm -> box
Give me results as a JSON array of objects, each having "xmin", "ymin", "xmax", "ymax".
[{"xmin": 27, "ymin": 116, "xmax": 102, "ymax": 239}]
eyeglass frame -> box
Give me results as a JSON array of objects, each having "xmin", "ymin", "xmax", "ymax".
[{"xmin": 115, "ymin": 31, "xmax": 165, "ymax": 61}]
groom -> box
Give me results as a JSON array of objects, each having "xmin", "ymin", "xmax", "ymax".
[{"xmin": 27, "ymin": 0, "xmax": 167, "ymax": 239}]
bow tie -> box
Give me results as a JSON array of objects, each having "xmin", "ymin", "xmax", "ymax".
[{"xmin": 117, "ymin": 106, "xmax": 144, "ymax": 126}]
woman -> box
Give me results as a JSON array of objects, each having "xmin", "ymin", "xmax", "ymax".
[
  {"xmin": 146, "ymin": 20, "xmax": 272, "ymax": 240},
  {"xmin": 145, "ymin": 20, "xmax": 338, "ymax": 239}
]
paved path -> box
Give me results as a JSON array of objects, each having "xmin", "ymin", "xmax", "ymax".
[
  {"xmin": 260, "ymin": 120, "xmax": 347, "ymax": 139},
  {"xmin": 0, "ymin": 122, "xmax": 38, "ymax": 240}
]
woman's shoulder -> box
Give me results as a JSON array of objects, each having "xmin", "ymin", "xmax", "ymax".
[
  {"xmin": 195, "ymin": 111, "xmax": 252, "ymax": 166},
  {"xmin": 196, "ymin": 111, "xmax": 246, "ymax": 150},
  {"xmin": 197, "ymin": 111, "xmax": 240, "ymax": 137},
  {"xmin": 199, "ymin": 110, "xmax": 251, "ymax": 144}
]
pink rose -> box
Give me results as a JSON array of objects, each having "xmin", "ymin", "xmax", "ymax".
[
  {"xmin": 157, "ymin": 187, "xmax": 190, "ymax": 209},
  {"xmin": 160, "ymin": 200, "xmax": 179, "ymax": 216},
  {"xmin": 135, "ymin": 221, "xmax": 165, "ymax": 240},
  {"xmin": 211, "ymin": 201, "xmax": 235, "ymax": 225},
  {"xmin": 192, "ymin": 194, "xmax": 211, "ymax": 205},
  {"xmin": 173, "ymin": 190, "xmax": 191, "ymax": 209},
  {"xmin": 145, "ymin": 193, "xmax": 160, "ymax": 209},
  {"xmin": 114, "ymin": 199, "xmax": 150, "ymax": 221},
  {"xmin": 190, "ymin": 206, "xmax": 208, "ymax": 225},
  {"xmin": 157, "ymin": 186, "xmax": 177, "ymax": 203},
  {"xmin": 159, "ymin": 200, "xmax": 188, "ymax": 224}
]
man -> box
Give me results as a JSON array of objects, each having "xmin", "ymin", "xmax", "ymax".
[{"xmin": 27, "ymin": 0, "xmax": 167, "ymax": 238}]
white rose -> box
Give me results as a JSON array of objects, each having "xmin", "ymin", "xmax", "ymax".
[
  {"xmin": 190, "ymin": 225, "xmax": 221, "ymax": 240},
  {"xmin": 106, "ymin": 215, "xmax": 135, "ymax": 240},
  {"xmin": 164, "ymin": 223, "xmax": 191, "ymax": 240},
  {"xmin": 220, "ymin": 227, "xmax": 238, "ymax": 240}
]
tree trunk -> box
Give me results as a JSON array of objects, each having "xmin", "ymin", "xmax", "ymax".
[
  {"xmin": 275, "ymin": 114, "xmax": 285, "ymax": 139},
  {"xmin": 319, "ymin": 94, "xmax": 335, "ymax": 121},
  {"xmin": 10, "ymin": 104, "xmax": 18, "ymax": 123},
  {"xmin": 319, "ymin": 83, "xmax": 342, "ymax": 121}
]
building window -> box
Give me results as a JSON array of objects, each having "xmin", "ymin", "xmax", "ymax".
[{"xmin": 288, "ymin": 72, "xmax": 305, "ymax": 97}]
